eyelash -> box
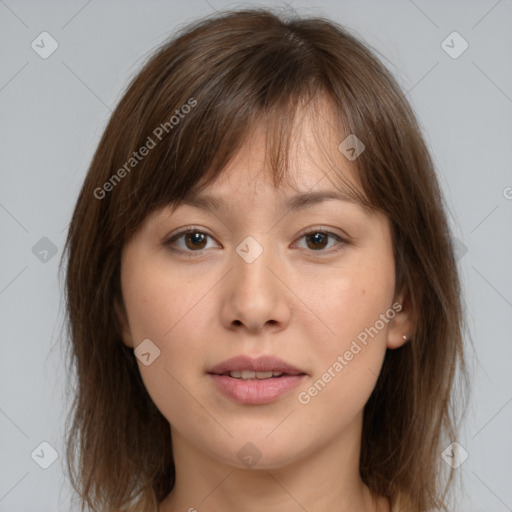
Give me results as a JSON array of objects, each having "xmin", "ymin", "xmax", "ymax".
[{"xmin": 163, "ymin": 225, "xmax": 348, "ymax": 257}]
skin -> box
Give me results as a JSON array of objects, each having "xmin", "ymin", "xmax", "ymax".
[{"xmin": 116, "ymin": 98, "xmax": 414, "ymax": 512}]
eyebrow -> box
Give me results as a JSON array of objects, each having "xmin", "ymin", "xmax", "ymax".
[{"xmin": 179, "ymin": 190, "xmax": 367, "ymax": 213}]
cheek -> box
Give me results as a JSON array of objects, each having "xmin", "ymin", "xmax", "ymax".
[
  {"xmin": 294, "ymin": 252, "xmax": 395, "ymax": 409},
  {"xmin": 297, "ymin": 253, "xmax": 395, "ymax": 351},
  {"xmin": 120, "ymin": 260, "xmax": 214, "ymax": 423},
  {"xmin": 122, "ymin": 257, "xmax": 207, "ymax": 344}
]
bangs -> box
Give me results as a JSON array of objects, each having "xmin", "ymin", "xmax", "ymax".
[{"xmin": 163, "ymin": 90, "xmax": 375, "ymax": 219}]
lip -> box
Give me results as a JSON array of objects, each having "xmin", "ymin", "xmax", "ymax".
[
  {"xmin": 209, "ymin": 374, "xmax": 306, "ymax": 405},
  {"xmin": 207, "ymin": 355, "xmax": 307, "ymax": 405},
  {"xmin": 207, "ymin": 354, "xmax": 306, "ymax": 375}
]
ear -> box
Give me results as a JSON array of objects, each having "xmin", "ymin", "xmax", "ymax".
[
  {"xmin": 114, "ymin": 296, "xmax": 134, "ymax": 348},
  {"xmin": 386, "ymin": 283, "xmax": 416, "ymax": 350}
]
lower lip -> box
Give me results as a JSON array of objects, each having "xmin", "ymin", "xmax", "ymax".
[{"xmin": 208, "ymin": 374, "xmax": 306, "ymax": 405}]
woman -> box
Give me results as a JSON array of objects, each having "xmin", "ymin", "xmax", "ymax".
[{"xmin": 62, "ymin": 7, "xmax": 468, "ymax": 512}]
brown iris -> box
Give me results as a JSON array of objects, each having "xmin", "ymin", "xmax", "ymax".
[
  {"xmin": 305, "ymin": 232, "xmax": 329, "ymax": 250},
  {"xmin": 184, "ymin": 232, "xmax": 208, "ymax": 250}
]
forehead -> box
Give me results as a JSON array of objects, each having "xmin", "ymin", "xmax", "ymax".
[{"xmin": 188, "ymin": 97, "xmax": 365, "ymax": 203}]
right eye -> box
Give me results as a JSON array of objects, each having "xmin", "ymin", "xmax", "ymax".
[{"xmin": 163, "ymin": 227, "xmax": 220, "ymax": 255}]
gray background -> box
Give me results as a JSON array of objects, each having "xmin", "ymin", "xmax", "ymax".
[{"xmin": 1, "ymin": 0, "xmax": 511, "ymax": 510}]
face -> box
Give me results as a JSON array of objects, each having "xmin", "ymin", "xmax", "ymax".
[{"xmin": 116, "ymin": 99, "xmax": 411, "ymax": 471}]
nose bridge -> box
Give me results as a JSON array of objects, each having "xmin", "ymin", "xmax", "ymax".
[
  {"xmin": 233, "ymin": 233, "xmax": 276, "ymax": 292},
  {"xmin": 222, "ymin": 232, "xmax": 289, "ymax": 331}
]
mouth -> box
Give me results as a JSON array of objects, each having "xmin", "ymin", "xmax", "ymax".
[
  {"xmin": 207, "ymin": 354, "xmax": 307, "ymax": 377},
  {"xmin": 213, "ymin": 370, "xmax": 304, "ymax": 380},
  {"xmin": 207, "ymin": 355, "xmax": 307, "ymax": 405}
]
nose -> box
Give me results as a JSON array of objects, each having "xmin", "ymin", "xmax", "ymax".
[{"xmin": 220, "ymin": 239, "xmax": 291, "ymax": 334}]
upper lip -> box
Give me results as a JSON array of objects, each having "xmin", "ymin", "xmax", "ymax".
[{"xmin": 208, "ymin": 355, "xmax": 307, "ymax": 376}]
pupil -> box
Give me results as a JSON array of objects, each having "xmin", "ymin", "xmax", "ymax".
[
  {"xmin": 308, "ymin": 232, "xmax": 327, "ymax": 250},
  {"xmin": 186, "ymin": 232, "xmax": 206, "ymax": 250}
]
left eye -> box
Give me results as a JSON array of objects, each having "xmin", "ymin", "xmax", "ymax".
[
  {"xmin": 164, "ymin": 228, "xmax": 346, "ymax": 254},
  {"xmin": 295, "ymin": 230, "xmax": 345, "ymax": 252}
]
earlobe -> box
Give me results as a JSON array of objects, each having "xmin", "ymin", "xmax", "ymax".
[
  {"xmin": 386, "ymin": 331, "xmax": 410, "ymax": 350},
  {"xmin": 386, "ymin": 286, "xmax": 416, "ymax": 350},
  {"xmin": 114, "ymin": 297, "xmax": 134, "ymax": 348}
]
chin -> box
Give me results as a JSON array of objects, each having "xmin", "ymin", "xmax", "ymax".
[{"xmin": 207, "ymin": 433, "xmax": 309, "ymax": 471}]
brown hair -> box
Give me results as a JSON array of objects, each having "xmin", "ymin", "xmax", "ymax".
[{"xmin": 61, "ymin": 6, "xmax": 468, "ymax": 512}]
